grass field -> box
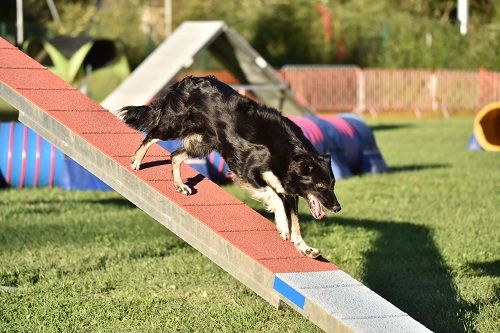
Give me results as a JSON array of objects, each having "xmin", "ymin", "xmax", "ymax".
[{"xmin": 0, "ymin": 117, "xmax": 498, "ymax": 333}]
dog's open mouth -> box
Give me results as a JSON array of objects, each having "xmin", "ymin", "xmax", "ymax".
[{"xmin": 306, "ymin": 194, "xmax": 325, "ymax": 220}]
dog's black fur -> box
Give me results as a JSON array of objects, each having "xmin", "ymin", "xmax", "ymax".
[{"xmin": 117, "ymin": 76, "xmax": 341, "ymax": 257}]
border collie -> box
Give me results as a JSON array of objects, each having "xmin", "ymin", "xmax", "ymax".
[{"xmin": 116, "ymin": 76, "xmax": 341, "ymax": 258}]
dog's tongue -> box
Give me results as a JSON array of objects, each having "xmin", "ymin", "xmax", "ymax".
[{"xmin": 307, "ymin": 194, "xmax": 325, "ymax": 220}]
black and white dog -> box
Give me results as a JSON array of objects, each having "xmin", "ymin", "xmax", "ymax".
[{"xmin": 116, "ymin": 76, "xmax": 341, "ymax": 258}]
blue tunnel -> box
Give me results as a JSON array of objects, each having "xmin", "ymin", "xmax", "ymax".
[
  {"xmin": 0, "ymin": 121, "xmax": 109, "ymax": 190},
  {"xmin": 0, "ymin": 115, "xmax": 388, "ymax": 189},
  {"xmin": 142, "ymin": 114, "xmax": 388, "ymax": 183}
]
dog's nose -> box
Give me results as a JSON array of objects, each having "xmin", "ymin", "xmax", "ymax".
[{"xmin": 332, "ymin": 205, "xmax": 341, "ymax": 213}]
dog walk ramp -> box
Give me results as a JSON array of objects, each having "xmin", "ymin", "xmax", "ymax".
[
  {"xmin": 101, "ymin": 21, "xmax": 310, "ymax": 116},
  {"xmin": 0, "ymin": 38, "xmax": 431, "ymax": 333}
]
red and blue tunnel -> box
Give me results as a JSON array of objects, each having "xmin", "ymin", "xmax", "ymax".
[
  {"xmin": 289, "ymin": 114, "xmax": 388, "ymax": 180},
  {"xmin": 0, "ymin": 121, "xmax": 63, "ymax": 188},
  {"xmin": 0, "ymin": 114, "xmax": 388, "ymax": 189},
  {"xmin": 0, "ymin": 121, "xmax": 109, "ymax": 190},
  {"xmin": 147, "ymin": 114, "xmax": 388, "ymax": 183}
]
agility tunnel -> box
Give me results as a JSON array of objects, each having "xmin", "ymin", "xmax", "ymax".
[
  {"xmin": 0, "ymin": 121, "xmax": 63, "ymax": 188},
  {"xmin": 0, "ymin": 121, "xmax": 225, "ymax": 189},
  {"xmin": 0, "ymin": 121, "xmax": 110, "ymax": 189},
  {"xmin": 468, "ymin": 102, "xmax": 500, "ymax": 151},
  {"xmin": 204, "ymin": 114, "xmax": 388, "ymax": 182},
  {"xmin": 153, "ymin": 139, "xmax": 230, "ymax": 184},
  {"xmin": 0, "ymin": 114, "xmax": 387, "ymax": 189},
  {"xmin": 291, "ymin": 114, "xmax": 388, "ymax": 179}
]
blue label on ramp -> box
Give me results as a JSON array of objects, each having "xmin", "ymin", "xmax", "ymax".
[{"xmin": 273, "ymin": 276, "xmax": 305, "ymax": 309}]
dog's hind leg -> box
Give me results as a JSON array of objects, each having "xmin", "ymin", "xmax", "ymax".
[
  {"xmin": 131, "ymin": 136, "xmax": 159, "ymax": 170},
  {"xmin": 285, "ymin": 196, "xmax": 320, "ymax": 258},
  {"xmin": 172, "ymin": 133, "xmax": 214, "ymax": 195},
  {"xmin": 171, "ymin": 148, "xmax": 192, "ymax": 195}
]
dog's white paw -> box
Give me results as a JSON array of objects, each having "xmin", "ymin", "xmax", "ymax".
[
  {"xmin": 130, "ymin": 158, "xmax": 141, "ymax": 170},
  {"xmin": 294, "ymin": 241, "xmax": 321, "ymax": 258},
  {"xmin": 175, "ymin": 183, "xmax": 192, "ymax": 195},
  {"xmin": 302, "ymin": 247, "xmax": 321, "ymax": 258},
  {"xmin": 276, "ymin": 224, "xmax": 290, "ymax": 240},
  {"xmin": 275, "ymin": 220, "xmax": 290, "ymax": 241},
  {"xmin": 277, "ymin": 227, "xmax": 290, "ymax": 241}
]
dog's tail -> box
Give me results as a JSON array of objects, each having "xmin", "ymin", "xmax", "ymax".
[{"xmin": 115, "ymin": 105, "xmax": 161, "ymax": 132}]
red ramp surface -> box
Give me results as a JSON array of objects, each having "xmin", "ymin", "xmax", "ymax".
[{"xmin": 0, "ymin": 37, "xmax": 431, "ymax": 333}]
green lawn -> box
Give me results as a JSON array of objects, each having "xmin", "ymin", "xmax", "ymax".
[{"xmin": 0, "ymin": 117, "xmax": 498, "ymax": 333}]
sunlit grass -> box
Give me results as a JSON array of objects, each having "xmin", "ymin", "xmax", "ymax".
[{"xmin": 0, "ymin": 117, "xmax": 498, "ymax": 333}]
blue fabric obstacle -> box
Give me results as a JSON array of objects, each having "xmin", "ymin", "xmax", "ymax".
[
  {"xmin": 0, "ymin": 121, "xmax": 109, "ymax": 190},
  {"xmin": 0, "ymin": 121, "xmax": 227, "ymax": 189},
  {"xmin": 60, "ymin": 158, "xmax": 111, "ymax": 190},
  {"xmin": 194, "ymin": 113, "xmax": 388, "ymax": 182},
  {"xmin": 0, "ymin": 121, "xmax": 63, "ymax": 188},
  {"xmin": 1, "ymin": 115, "xmax": 387, "ymax": 190},
  {"xmin": 337, "ymin": 114, "xmax": 388, "ymax": 175},
  {"xmin": 290, "ymin": 114, "xmax": 388, "ymax": 179},
  {"xmin": 155, "ymin": 139, "xmax": 229, "ymax": 183}
]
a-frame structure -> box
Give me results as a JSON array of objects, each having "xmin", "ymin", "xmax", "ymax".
[{"xmin": 101, "ymin": 21, "xmax": 310, "ymax": 115}]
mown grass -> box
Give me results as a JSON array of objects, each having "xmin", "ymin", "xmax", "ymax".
[{"xmin": 0, "ymin": 117, "xmax": 498, "ymax": 333}]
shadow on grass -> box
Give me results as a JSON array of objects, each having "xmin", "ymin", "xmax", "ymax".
[
  {"xmin": 389, "ymin": 163, "xmax": 450, "ymax": 174},
  {"xmin": 86, "ymin": 197, "xmax": 137, "ymax": 208},
  {"xmin": 0, "ymin": 215, "xmax": 187, "ymax": 250},
  {"xmin": 0, "ymin": 205, "xmax": 190, "ymax": 287},
  {"xmin": 19, "ymin": 197, "xmax": 137, "ymax": 209},
  {"xmin": 298, "ymin": 214, "xmax": 468, "ymax": 333},
  {"xmin": 466, "ymin": 260, "xmax": 500, "ymax": 277},
  {"xmin": 0, "ymin": 236, "xmax": 188, "ymax": 288},
  {"xmin": 370, "ymin": 123, "xmax": 414, "ymax": 131}
]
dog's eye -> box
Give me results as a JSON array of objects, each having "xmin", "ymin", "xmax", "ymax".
[{"xmin": 316, "ymin": 182, "xmax": 326, "ymax": 189}]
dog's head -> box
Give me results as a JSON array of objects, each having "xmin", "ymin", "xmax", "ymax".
[{"xmin": 289, "ymin": 154, "xmax": 341, "ymax": 219}]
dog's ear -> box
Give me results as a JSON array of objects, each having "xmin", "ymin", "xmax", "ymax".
[{"xmin": 291, "ymin": 154, "xmax": 314, "ymax": 174}]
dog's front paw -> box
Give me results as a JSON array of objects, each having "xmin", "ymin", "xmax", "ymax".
[
  {"xmin": 277, "ymin": 227, "xmax": 290, "ymax": 241},
  {"xmin": 175, "ymin": 183, "xmax": 192, "ymax": 195},
  {"xmin": 275, "ymin": 220, "xmax": 290, "ymax": 241},
  {"xmin": 302, "ymin": 247, "xmax": 321, "ymax": 258},
  {"xmin": 295, "ymin": 242, "xmax": 321, "ymax": 258}
]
